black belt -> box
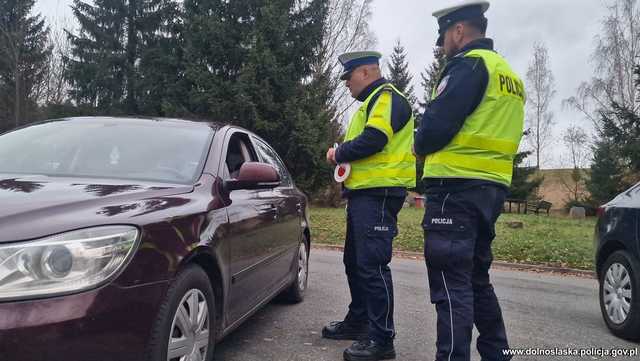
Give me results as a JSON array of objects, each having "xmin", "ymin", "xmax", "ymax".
[{"xmin": 422, "ymin": 178, "xmax": 506, "ymax": 193}]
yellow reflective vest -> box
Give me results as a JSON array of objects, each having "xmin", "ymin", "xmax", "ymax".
[
  {"xmin": 424, "ymin": 49, "xmax": 525, "ymax": 186},
  {"xmin": 343, "ymin": 83, "xmax": 416, "ymax": 190}
]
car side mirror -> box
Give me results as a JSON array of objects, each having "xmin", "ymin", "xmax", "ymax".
[{"xmin": 224, "ymin": 162, "xmax": 281, "ymax": 192}]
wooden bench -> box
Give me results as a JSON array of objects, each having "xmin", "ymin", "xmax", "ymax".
[
  {"xmin": 504, "ymin": 198, "xmax": 527, "ymax": 214},
  {"xmin": 504, "ymin": 199, "xmax": 552, "ymax": 215},
  {"xmin": 525, "ymin": 200, "xmax": 552, "ymax": 215}
]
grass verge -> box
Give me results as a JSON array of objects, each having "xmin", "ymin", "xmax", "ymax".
[{"xmin": 310, "ymin": 207, "xmax": 596, "ymax": 270}]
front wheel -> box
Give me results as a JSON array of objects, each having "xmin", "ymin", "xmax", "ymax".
[
  {"xmin": 599, "ymin": 250, "xmax": 640, "ymax": 341},
  {"xmin": 280, "ymin": 239, "xmax": 309, "ymax": 303},
  {"xmin": 148, "ymin": 265, "xmax": 216, "ymax": 361}
]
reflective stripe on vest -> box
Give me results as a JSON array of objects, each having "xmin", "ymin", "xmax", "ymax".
[
  {"xmin": 423, "ymin": 49, "xmax": 525, "ymax": 186},
  {"xmin": 343, "ymin": 83, "xmax": 416, "ymax": 190}
]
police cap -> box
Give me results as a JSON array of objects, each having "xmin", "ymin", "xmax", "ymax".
[
  {"xmin": 338, "ymin": 51, "xmax": 382, "ymax": 80},
  {"xmin": 432, "ymin": 0, "xmax": 490, "ymax": 46}
]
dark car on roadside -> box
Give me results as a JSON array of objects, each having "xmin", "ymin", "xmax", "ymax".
[
  {"xmin": 0, "ymin": 117, "xmax": 311, "ymax": 361},
  {"xmin": 595, "ymin": 182, "xmax": 640, "ymax": 341}
]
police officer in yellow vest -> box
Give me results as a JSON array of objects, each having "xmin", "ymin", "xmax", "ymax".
[
  {"xmin": 324, "ymin": 51, "xmax": 416, "ymax": 361},
  {"xmin": 414, "ymin": 1, "xmax": 524, "ymax": 360}
]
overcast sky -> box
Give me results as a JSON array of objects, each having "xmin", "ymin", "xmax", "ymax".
[
  {"xmin": 370, "ymin": 0, "xmax": 605, "ymax": 168},
  {"xmin": 34, "ymin": 0, "xmax": 608, "ymax": 168}
]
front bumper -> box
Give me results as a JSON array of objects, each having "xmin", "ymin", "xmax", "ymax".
[{"xmin": 0, "ymin": 281, "xmax": 168, "ymax": 361}]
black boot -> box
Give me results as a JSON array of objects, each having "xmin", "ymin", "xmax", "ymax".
[
  {"xmin": 321, "ymin": 320, "xmax": 368, "ymax": 340},
  {"xmin": 343, "ymin": 340, "xmax": 396, "ymax": 361}
]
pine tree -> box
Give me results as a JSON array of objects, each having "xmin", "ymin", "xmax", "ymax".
[
  {"xmin": 237, "ymin": 0, "xmax": 331, "ymax": 193},
  {"xmin": 386, "ymin": 40, "xmax": 417, "ymax": 110},
  {"xmin": 0, "ymin": 0, "xmax": 51, "ymax": 131},
  {"xmin": 587, "ymin": 139, "xmax": 627, "ymax": 205},
  {"xmin": 67, "ymin": 0, "xmax": 178, "ymax": 115},
  {"xmin": 137, "ymin": 0, "xmax": 183, "ymax": 115},
  {"xmin": 181, "ymin": 0, "xmax": 246, "ymax": 119},
  {"xmin": 599, "ymin": 64, "xmax": 640, "ymax": 176},
  {"xmin": 418, "ymin": 47, "xmax": 447, "ymax": 114},
  {"xmin": 603, "ymin": 102, "xmax": 640, "ymax": 175},
  {"xmin": 182, "ymin": 0, "xmax": 331, "ymax": 193},
  {"xmin": 509, "ymin": 149, "xmax": 543, "ymax": 200},
  {"xmin": 586, "ymin": 64, "xmax": 640, "ymax": 205},
  {"xmin": 412, "ymin": 47, "xmax": 446, "ymax": 194},
  {"xmin": 67, "ymin": 0, "xmax": 127, "ymax": 113}
]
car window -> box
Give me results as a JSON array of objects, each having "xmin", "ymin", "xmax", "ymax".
[
  {"xmin": 252, "ymin": 137, "xmax": 293, "ymax": 187},
  {"xmin": 0, "ymin": 121, "xmax": 213, "ymax": 184},
  {"xmin": 224, "ymin": 133, "xmax": 257, "ymax": 179}
]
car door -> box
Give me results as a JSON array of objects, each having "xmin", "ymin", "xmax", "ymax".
[
  {"xmin": 221, "ymin": 130, "xmax": 281, "ymax": 322},
  {"xmin": 251, "ymin": 136, "xmax": 302, "ymax": 283}
]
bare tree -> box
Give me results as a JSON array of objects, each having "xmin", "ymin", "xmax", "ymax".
[
  {"xmin": 0, "ymin": 1, "xmax": 51, "ymax": 129},
  {"xmin": 38, "ymin": 20, "xmax": 72, "ymax": 107},
  {"xmin": 525, "ymin": 41, "xmax": 556, "ymax": 169},
  {"xmin": 312, "ymin": 0, "xmax": 377, "ymax": 131},
  {"xmin": 560, "ymin": 125, "xmax": 590, "ymax": 204},
  {"xmin": 308, "ymin": 0, "xmax": 376, "ymax": 204},
  {"xmin": 563, "ymin": 125, "xmax": 590, "ymax": 170},
  {"xmin": 0, "ymin": 23, "xmax": 23, "ymax": 128},
  {"xmin": 565, "ymin": 0, "xmax": 640, "ymax": 127}
]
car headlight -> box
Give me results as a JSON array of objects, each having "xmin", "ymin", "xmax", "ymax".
[{"xmin": 0, "ymin": 226, "xmax": 139, "ymax": 301}]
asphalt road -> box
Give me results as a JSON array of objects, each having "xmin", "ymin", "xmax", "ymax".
[{"xmin": 214, "ymin": 249, "xmax": 638, "ymax": 361}]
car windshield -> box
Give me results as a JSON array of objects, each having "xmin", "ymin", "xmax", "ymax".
[{"xmin": 0, "ymin": 120, "xmax": 213, "ymax": 184}]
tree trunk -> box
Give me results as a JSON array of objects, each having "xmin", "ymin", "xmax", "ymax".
[
  {"xmin": 125, "ymin": 0, "xmax": 137, "ymax": 114},
  {"xmin": 536, "ymin": 113, "xmax": 541, "ymax": 169},
  {"xmin": 14, "ymin": 64, "xmax": 20, "ymax": 128}
]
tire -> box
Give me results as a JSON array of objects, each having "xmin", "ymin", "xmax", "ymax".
[
  {"xmin": 280, "ymin": 239, "xmax": 309, "ymax": 303},
  {"xmin": 148, "ymin": 265, "xmax": 216, "ymax": 361},
  {"xmin": 599, "ymin": 250, "xmax": 640, "ymax": 341}
]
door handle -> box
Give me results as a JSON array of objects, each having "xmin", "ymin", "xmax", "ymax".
[{"xmin": 255, "ymin": 204, "xmax": 278, "ymax": 215}]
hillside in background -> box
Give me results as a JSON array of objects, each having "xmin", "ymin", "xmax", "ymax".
[{"xmin": 537, "ymin": 169, "xmax": 590, "ymax": 210}]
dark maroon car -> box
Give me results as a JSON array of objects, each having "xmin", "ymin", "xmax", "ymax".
[{"xmin": 0, "ymin": 117, "xmax": 311, "ymax": 361}]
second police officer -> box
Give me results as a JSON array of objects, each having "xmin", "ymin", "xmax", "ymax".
[
  {"xmin": 415, "ymin": 1, "xmax": 525, "ymax": 360},
  {"xmin": 324, "ymin": 51, "xmax": 416, "ymax": 361}
]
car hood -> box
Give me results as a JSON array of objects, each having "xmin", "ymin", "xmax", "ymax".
[
  {"xmin": 606, "ymin": 182, "xmax": 640, "ymax": 209},
  {"xmin": 0, "ymin": 174, "xmax": 195, "ymax": 243}
]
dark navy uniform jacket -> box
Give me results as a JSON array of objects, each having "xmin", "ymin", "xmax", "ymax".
[
  {"xmin": 335, "ymin": 78, "xmax": 413, "ymax": 199},
  {"xmin": 414, "ymin": 38, "xmax": 507, "ymax": 193}
]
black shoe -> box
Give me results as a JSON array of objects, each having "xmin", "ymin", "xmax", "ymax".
[
  {"xmin": 343, "ymin": 340, "xmax": 396, "ymax": 361},
  {"xmin": 322, "ymin": 320, "xmax": 368, "ymax": 340}
]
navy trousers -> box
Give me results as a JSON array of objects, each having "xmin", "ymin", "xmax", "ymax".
[
  {"xmin": 423, "ymin": 184, "xmax": 511, "ymax": 361},
  {"xmin": 343, "ymin": 192, "xmax": 404, "ymax": 345}
]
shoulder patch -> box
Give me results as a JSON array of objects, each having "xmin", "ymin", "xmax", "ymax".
[{"xmin": 435, "ymin": 75, "xmax": 450, "ymax": 98}]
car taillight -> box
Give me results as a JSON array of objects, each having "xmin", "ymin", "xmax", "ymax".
[{"xmin": 596, "ymin": 206, "xmax": 605, "ymax": 218}]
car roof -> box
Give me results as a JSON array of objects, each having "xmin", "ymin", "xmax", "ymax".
[{"xmin": 34, "ymin": 116, "xmax": 225, "ymax": 131}]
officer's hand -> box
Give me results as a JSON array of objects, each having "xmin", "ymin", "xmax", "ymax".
[{"xmin": 326, "ymin": 148, "xmax": 337, "ymax": 165}]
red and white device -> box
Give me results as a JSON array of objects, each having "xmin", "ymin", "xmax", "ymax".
[
  {"xmin": 332, "ymin": 143, "xmax": 351, "ymax": 183},
  {"xmin": 334, "ymin": 163, "xmax": 351, "ymax": 183}
]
